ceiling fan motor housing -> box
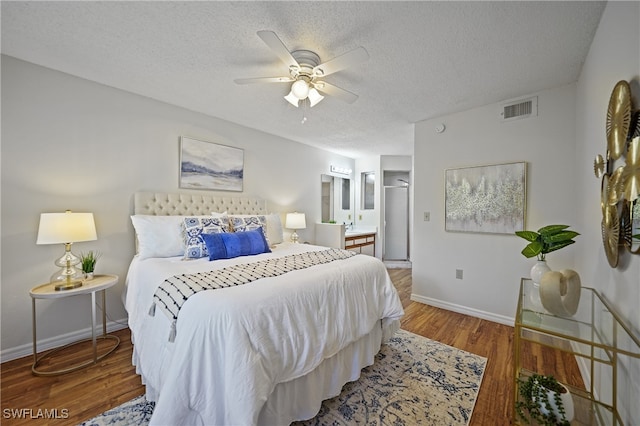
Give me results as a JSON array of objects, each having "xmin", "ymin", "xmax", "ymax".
[{"xmin": 290, "ymin": 50, "xmax": 322, "ymax": 79}]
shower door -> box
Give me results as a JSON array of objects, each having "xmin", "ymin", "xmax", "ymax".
[{"xmin": 384, "ymin": 186, "xmax": 409, "ymax": 260}]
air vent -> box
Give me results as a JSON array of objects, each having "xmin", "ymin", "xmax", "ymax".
[{"xmin": 500, "ymin": 96, "xmax": 538, "ymax": 122}]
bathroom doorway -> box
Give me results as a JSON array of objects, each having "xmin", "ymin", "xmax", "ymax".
[{"xmin": 383, "ymin": 171, "xmax": 410, "ymax": 262}]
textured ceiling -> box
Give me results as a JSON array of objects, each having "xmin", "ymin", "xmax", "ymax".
[{"xmin": 1, "ymin": 1, "xmax": 606, "ymax": 158}]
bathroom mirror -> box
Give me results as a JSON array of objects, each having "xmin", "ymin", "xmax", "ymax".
[
  {"xmin": 321, "ymin": 174, "xmax": 354, "ymax": 225},
  {"xmin": 361, "ymin": 172, "xmax": 375, "ymax": 210}
]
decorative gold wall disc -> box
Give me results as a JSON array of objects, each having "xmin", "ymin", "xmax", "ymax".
[
  {"xmin": 594, "ymin": 154, "xmax": 606, "ymax": 178},
  {"xmin": 629, "ymin": 200, "xmax": 640, "ymax": 255},
  {"xmin": 598, "ymin": 80, "xmax": 639, "ymax": 266},
  {"xmin": 631, "ymin": 111, "xmax": 640, "ymax": 138},
  {"xmin": 601, "ymin": 174, "xmax": 610, "ymax": 213},
  {"xmin": 620, "ymin": 202, "xmax": 632, "ymax": 247},
  {"xmin": 623, "ymin": 137, "xmax": 640, "ymax": 202},
  {"xmin": 608, "ymin": 166, "xmax": 625, "ymax": 205},
  {"xmin": 606, "ymin": 80, "xmax": 631, "ymax": 160},
  {"xmin": 601, "ymin": 203, "xmax": 619, "ymax": 268}
]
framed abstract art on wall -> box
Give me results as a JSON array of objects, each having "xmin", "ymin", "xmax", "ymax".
[{"xmin": 445, "ymin": 161, "xmax": 526, "ymax": 234}]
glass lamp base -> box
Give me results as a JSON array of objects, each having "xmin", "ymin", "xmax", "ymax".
[
  {"xmin": 51, "ymin": 270, "xmax": 84, "ymax": 291},
  {"xmin": 54, "ymin": 279, "xmax": 83, "ymax": 291}
]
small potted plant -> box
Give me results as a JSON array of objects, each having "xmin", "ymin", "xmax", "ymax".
[
  {"xmin": 515, "ymin": 225, "xmax": 580, "ymax": 284},
  {"xmin": 515, "ymin": 225, "xmax": 580, "ymax": 261},
  {"xmin": 80, "ymin": 250, "xmax": 101, "ymax": 280},
  {"xmin": 516, "ymin": 373, "xmax": 573, "ymax": 425}
]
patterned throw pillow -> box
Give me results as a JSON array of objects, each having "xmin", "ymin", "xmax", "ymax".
[
  {"xmin": 230, "ymin": 216, "xmax": 267, "ymax": 236},
  {"xmin": 182, "ymin": 217, "xmax": 230, "ymax": 259}
]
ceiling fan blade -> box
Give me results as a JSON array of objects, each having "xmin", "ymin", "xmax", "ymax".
[
  {"xmin": 313, "ymin": 82, "xmax": 359, "ymax": 104},
  {"xmin": 312, "ymin": 46, "xmax": 369, "ymax": 77},
  {"xmin": 234, "ymin": 76, "xmax": 293, "ymax": 85},
  {"xmin": 257, "ymin": 30, "xmax": 299, "ymax": 70}
]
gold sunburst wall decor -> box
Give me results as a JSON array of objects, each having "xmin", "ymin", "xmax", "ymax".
[
  {"xmin": 595, "ymin": 80, "xmax": 640, "ymax": 265},
  {"xmin": 606, "ymin": 81, "xmax": 632, "ymax": 160}
]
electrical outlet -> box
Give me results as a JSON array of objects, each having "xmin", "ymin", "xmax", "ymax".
[
  {"xmin": 424, "ymin": 211, "xmax": 430, "ymax": 221},
  {"xmin": 456, "ymin": 269, "xmax": 463, "ymax": 279},
  {"xmin": 348, "ymin": 214, "xmax": 351, "ymax": 220},
  {"xmin": 359, "ymin": 214, "xmax": 363, "ymax": 221}
]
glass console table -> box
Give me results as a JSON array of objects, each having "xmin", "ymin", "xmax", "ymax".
[{"xmin": 513, "ymin": 278, "xmax": 640, "ymax": 425}]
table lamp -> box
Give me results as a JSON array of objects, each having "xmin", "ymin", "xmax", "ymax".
[
  {"xmin": 36, "ymin": 210, "xmax": 97, "ymax": 291},
  {"xmin": 285, "ymin": 212, "xmax": 306, "ymax": 244}
]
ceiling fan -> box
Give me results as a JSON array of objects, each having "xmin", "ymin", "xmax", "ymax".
[{"xmin": 234, "ymin": 31, "xmax": 369, "ymax": 108}]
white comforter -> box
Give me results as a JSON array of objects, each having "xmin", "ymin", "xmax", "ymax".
[{"xmin": 125, "ymin": 242, "xmax": 404, "ymax": 425}]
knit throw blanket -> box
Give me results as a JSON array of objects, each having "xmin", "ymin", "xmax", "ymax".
[{"xmin": 149, "ymin": 248, "xmax": 357, "ymax": 341}]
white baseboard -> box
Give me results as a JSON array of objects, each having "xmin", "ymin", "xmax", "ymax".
[
  {"xmin": 0, "ymin": 318, "xmax": 129, "ymax": 363},
  {"xmin": 410, "ymin": 294, "xmax": 514, "ymax": 326},
  {"xmin": 384, "ymin": 260, "xmax": 412, "ymax": 269}
]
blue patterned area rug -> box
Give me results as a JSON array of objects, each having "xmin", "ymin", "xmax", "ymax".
[{"xmin": 81, "ymin": 329, "xmax": 487, "ymax": 426}]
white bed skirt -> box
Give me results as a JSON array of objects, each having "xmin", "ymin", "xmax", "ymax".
[{"xmin": 134, "ymin": 318, "xmax": 399, "ymax": 425}]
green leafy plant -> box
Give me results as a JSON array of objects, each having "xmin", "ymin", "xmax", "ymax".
[
  {"xmin": 80, "ymin": 250, "xmax": 101, "ymax": 273},
  {"xmin": 516, "ymin": 374, "xmax": 570, "ymax": 426},
  {"xmin": 515, "ymin": 225, "xmax": 579, "ymax": 261}
]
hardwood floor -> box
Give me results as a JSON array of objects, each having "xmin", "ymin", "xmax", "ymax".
[{"xmin": 1, "ymin": 269, "xmax": 582, "ymax": 425}]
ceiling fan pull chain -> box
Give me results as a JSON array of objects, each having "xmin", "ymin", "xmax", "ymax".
[{"xmin": 301, "ymin": 98, "xmax": 309, "ymax": 124}]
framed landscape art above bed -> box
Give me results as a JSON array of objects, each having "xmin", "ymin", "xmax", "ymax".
[{"xmin": 179, "ymin": 136, "xmax": 244, "ymax": 191}]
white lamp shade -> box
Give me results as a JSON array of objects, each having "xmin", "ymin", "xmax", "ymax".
[
  {"xmin": 285, "ymin": 212, "xmax": 306, "ymax": 230},
  {"xmin": 308, "ymin": 88, "xmax": 324, "ymax": 108},
  {"xmin": 36, "ymin": 212, "xmax": 97, "ymax": 244},
  {"xmin": 284, "ymin": 91, "xmax": 300, "ymax": 107},
  {"xmin": 291, "ymin": 79, "xmax": 310, "ymax": 99}
]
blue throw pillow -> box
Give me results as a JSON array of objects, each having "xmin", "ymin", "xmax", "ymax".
[{"xmin": 202, "ymin": 228, "xmax": 271, "ymax": 260}]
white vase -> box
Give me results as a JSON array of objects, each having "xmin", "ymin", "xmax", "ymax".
[
  {"xmin": 530, "ymin": 260, "xmax": 551, "ymax": 284},
  {"xmin": 539, "ymin": 382, "xmax": 574, "ymax": 422}
]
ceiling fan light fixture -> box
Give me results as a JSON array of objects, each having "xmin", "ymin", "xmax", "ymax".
[
  {"xmin": 290, "ymin": 79, "xmax": 310, "ymax": 99},
  {"xmin": 284, "ymin": 91, "xmax": 299, "ymax": 107},
  {"xmin": 308, "ymin": 88, "xmax": 324, "ymax": 107}
]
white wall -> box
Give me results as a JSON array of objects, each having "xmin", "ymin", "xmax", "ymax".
[
  {"xmin": 413, "ymin": 84, "xmax": 578, "ymax": 323},
  {"xmin": 0, "ymin": 56, "xmax": 354, "ymax": 359},
  {"xmin": 575, "ymin": 0, "xmax": 640, "ymax": 341},
  {"xmin": 574, "ymin": 3, "xmax": 639, "ymax": 422}
]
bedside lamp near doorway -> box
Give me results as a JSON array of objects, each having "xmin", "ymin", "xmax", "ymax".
[
  {"xmin": 285, "ymin": 212, "xmax": 306, "ymax": 244},
  {"xmin": 36, "ymin": 210, "xmax": 97, "ymax": 291}
]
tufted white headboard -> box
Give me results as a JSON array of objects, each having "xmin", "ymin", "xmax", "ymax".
[{"xmin": 134, "ymin": 192, "xmax": 267, "ymax": 216}]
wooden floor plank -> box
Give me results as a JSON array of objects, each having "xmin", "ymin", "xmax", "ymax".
[{"xmin": 0, "ymin": 268, "xmax": 582, "ymax": 425}]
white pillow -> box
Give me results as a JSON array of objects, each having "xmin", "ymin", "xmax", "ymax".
[
  {"xmin": 131, "ymin": 215, "xmax": 185, "ymax": 259},
  {"xmin": 265, "ymin": 213, "xmax": 284, "ymax": 245},
  {"xmin": 210, "ymin": 211, "xmax": 228, "ymax": 218}
]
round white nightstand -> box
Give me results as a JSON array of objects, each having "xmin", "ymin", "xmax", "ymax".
[{"xmin": 29, "ymin": 274, "xmax": 121, "ymax": 376}]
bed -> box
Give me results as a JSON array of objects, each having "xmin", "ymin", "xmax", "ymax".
[{"xmin": 125, "ymin": 191, "xmax": 404, "ymax": 425}]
